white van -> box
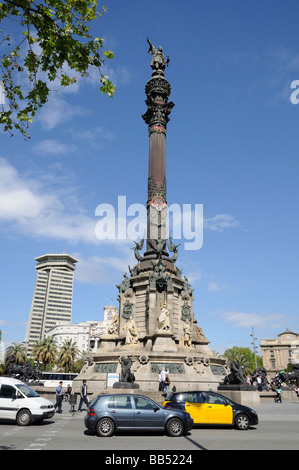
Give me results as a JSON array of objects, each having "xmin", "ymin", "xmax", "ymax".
[{"xmin": 0, "ymin": 377, "xmax": 55, "ymax": 426}]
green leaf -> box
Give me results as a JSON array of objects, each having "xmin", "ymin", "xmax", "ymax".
[{"xmin": 0, "ymin": 0, "xmax": 115, "ymax": 138}]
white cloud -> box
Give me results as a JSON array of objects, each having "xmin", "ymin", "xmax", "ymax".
[
  {"xmin": 0, "ymin": 158, "xmax": 57, "ymax": 220},
  {"xmin": 204, "ymin": 213, "xmax": 240, "ymax": 232},
  {"xmin": 32, "ymin": 139, "xmax": 78, "ymax": 156},
  {"xmin": 73, "ymin": 253, "xmax": 134, "ymax": 286},
  {"xmin": 185, "ymin": 270, "xmax": 202, "ymax": 284},
  {"xmin": 38, "ymin": 97, "xmax": 88, "ymax": 130},
  {"xmin": 222, "ymin": 310, "xmax": 288, "ymax": 329},
  {"xmin": 207, "ymin": 282, "xmax": 228, "ymax": 292},
  {"xmin": 0, "ymin": 158, "xmax": 137, "ymax": 248},
  {"xmin": 0, "ymin": 158, "xmax": 98, "ymax": 244},
  {"xmin": 66, "ymin": 125, "xmax": 114, "ymax": 149}
]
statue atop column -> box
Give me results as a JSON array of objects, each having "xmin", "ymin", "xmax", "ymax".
[{"xmin": 147, "ymin": 38, "xmax": 170, "ymax": 76}]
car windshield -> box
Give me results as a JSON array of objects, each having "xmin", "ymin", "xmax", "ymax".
[
  {"xmin": 172, "ymin": 392, "xmax": 235, "ymax": 406},
  {"xmin": 174, "ymin": 392, "xmax": 199, "ymax": 403},
  {"xmin": 16, "ymin": 384, "xmax": 39, "ymax": 398}
]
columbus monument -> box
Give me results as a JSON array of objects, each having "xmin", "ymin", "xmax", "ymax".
[{"xmin": 73, "ymin": 40, "xmax": 227, "ymax": 395}]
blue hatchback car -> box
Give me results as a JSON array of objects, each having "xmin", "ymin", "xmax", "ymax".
[{"xmin": 84, "ymin": 393, "xmax": 193, "ymax": 437}]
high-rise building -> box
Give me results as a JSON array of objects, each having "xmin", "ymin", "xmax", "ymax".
[{"xmin": 25, "ymin": 253, "xmax": 78, "ymax": 355}]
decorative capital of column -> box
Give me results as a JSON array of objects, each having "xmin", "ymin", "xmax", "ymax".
[
  {"xmin": 142, "ymin": 99, "xmax": 174, "ymax": 133},
  {"xmin": 142, "ymin": 68, "xmax": 174, "ymax": 132}
]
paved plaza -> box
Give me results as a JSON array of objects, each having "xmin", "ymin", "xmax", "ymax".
[{"xmin": 1, "ymin": 398, "xmax": 299, "ymax": 452}]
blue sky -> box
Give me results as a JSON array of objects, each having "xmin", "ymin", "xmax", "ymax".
[{"xmin": 1, "ymin": 0, "xmax": 299, "ymax": 355}]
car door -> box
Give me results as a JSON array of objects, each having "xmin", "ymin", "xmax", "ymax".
[
  {"xmin": 203, "ymin": 392, "xmax": 233, "ymax": 424},
  {"xmin": 0, "ymin": 384, "xmax": 19, "ymax": 420},
  {"xmin": 133, "ymin": 396, "xmax": 164, "ymax": 429},
  {"xmin": 106, "ymin": 395, "xmax": 135, "ymax": 428},
  {"xmin": 184, "ymin": 392, "xmax": 209, "ymax": 424}
]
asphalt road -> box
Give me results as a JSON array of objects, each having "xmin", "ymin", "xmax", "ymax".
[{"xmin": 1, "ymin": 399, "xmax": 299, "ymax": 453}]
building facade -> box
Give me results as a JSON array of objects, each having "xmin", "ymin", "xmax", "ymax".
[
  {"xmin": 45, "ymin": 306, "xmax": 115, "ymax": 354},
  {"xmin": 261, "ymin": 329, "xmax": 299, "ymax": 377},
  {"xmin": 25, "ymin": 253, "xmax": 77, "ymax": 355}
]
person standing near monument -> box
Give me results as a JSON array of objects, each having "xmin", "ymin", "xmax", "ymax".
[
  {"xmin": 78, "ymin": 380, "xmax": 89, "ymax": 411},
  {"xmin": 163, "ymin": 374, "xmax": 170, "ymax": 395},
  {"xmin": 54, "ymin": 381, "xmax": 63, "ymax": 413},
  {"xmin": 159, "ymin": 368, "xmax": 166, "ymax": 391}
]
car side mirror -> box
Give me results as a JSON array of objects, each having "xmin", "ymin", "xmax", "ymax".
[{"xmin": 154, "ymin": 406, "xmax": 160, "ymax": 412}]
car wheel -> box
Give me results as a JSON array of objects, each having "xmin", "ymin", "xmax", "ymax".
[
  {"xmin": 16, "ymin": 409, "xmax": 32, "ymax": 426},
  {"xmin": 235, "ymin": 413, "xmax": 250, "ymax": 430},
  {"xmin": 166, "ymin": 418, "xmax": 184, "ymax": 437},
  {"xmin": 96, "ymin": 417, "xmax": 115, "ymax": 437}
]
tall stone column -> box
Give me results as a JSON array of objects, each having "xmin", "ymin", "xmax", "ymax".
[{"xmin": 142, "ymin": 40, "xmax": 174, "ymax": 256}]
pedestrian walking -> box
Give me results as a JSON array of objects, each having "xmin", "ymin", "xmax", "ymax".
[
  {"xmin": 275, "ymin": 387, "xmax": 282, "ymax": 403},
  {"xmin": 54, "ymin": 381, "xmax": 63, "ymax": 413},
  {"xmin": 78, "ymin": 380, "xmax": 89, "ymax": 411}
]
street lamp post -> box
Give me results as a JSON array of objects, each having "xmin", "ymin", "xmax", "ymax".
[{"xmin": 251, "ymin": 326, "xmax": 258, "ymax": 370}]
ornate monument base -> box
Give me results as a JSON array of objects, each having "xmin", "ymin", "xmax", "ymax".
[
  {"xmin": 72, "ymin": 250, "xmax": 227, "ymax": 397},
  {"xmin": 73, "ymin": 326, "xmax": 227, "ymax": 398}
]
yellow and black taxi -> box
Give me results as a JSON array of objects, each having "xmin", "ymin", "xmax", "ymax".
[{"xmin": 162, "ymin": 390, "xmax": 258, "ymax": 430}]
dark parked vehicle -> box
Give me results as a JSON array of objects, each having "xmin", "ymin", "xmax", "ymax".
[
  {"xmin": 84, "ymin": 393, "xmax": 193, "ymax": 437},
  {"xmin": 162, "ymin": 391, "xmax": 258, "ymax": 431}
]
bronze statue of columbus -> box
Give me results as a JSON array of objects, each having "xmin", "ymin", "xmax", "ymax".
[{"xmin": 147, "ymin": 37, "xmax": 170, "ymax": 74}]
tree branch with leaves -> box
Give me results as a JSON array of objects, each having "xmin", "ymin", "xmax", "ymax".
[{"xmin": 0, "ymin": 0, "xmax": 115, "ymax": 138}]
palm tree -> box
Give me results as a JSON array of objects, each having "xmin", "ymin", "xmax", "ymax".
[
  {"xmin": 57, "ymin": 339, "xmax": 79, "ymax": 373},
  {"xmin": 32, "ymin": 337, "xmax": 57, "ymax": 371},
  {"xmin": 224, "ymin": 347, "xmax": 252, "ymax": 376},
  {"xmin": 5, "ymin": 342, "xmax": 27, "ymax": 364}
]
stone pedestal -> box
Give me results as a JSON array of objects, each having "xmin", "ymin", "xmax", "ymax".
[
  {"xmin": 151, "ymin": 332, "xmax": 177, "ymax": 352},
  {"xmin": 218, "ymin": 384, "xmax": 256, "ymax": 392},
  {"xmin": 113, "ymin": 382, "xmax": 140, "ymax": 389},
  {"xmin": 217, "ymin": 388, "xmax": 261, "ymax": 408}
]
